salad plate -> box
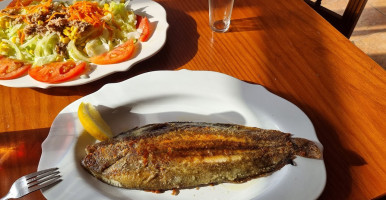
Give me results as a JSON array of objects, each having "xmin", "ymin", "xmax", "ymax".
[
  {"xmin": 0, "ymin": 0, "xmax": 168, "ymax": 88},
  {"xmin": 38, "ymin": 70, "xmax": 326, "ymax": 200}
]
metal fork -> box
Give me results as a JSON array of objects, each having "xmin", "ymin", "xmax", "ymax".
[{"xmin": 0, "ymin": 168, "xmax": 61, "ymax": 200}]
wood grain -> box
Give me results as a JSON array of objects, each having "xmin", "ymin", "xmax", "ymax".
[{"xmin": 0, "ymin": 0, "xmax": 385, "ymax": 199}]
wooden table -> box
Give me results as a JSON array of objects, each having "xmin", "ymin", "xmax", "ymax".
[{"xmin": 1, "ymin": 0, "xmax": 385, "ymax": 199}]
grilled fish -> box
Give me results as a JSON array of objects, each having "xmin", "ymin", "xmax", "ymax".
[{"xmin": 81, "ymin": 122, "xmax": 322, "ymax": 191}]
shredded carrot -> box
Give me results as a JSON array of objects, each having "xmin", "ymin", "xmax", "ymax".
[
  {"xmin": 27, "ymin": 0, "xmax": 52, "ymax": 15},
  {"xmin": 17, "ymin": 30, "xmax": 25, "ymax": 44},
  {"xmin": 0, "ymin": 0, "xmax": 51, "ymax": 20},
  {"xmin": 45, "ymin": 12, "xmax": 66, "ymax": 22},
  {"xmin": 20, "ymin": 33, "xmax": 25, "ymax": 44},
  {"xmin": 1, "ymin": 0, "xmax": 118, "ymax": 41},
  {"xmin": 68, "ymin": 1, "xmax": 107, "ymax": 28},
  {"xmin": 1, "ymin": 0, "xmax": 115, "ymax": 29}
]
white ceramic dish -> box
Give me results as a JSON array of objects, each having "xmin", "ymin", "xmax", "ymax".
[
  {"xmin": 38, "ymin": 70, "xmax": 326, "ymax": 200},
  {"xmin": 0, "ymin": 0, "xmax": 168, "ymax": 88}
]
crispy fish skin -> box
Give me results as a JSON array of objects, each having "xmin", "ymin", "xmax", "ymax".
[{"xmin": 81, "ymin": 122, "xmax": 322, "ymax": 190}]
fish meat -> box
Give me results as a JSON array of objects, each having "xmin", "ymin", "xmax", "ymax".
[{"xmin": 81, "ymin": 122, "xmax": 322, "ymax": 191}]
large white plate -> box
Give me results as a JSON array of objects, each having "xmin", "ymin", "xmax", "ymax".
[
  {"xmin": 0, "ymin": 0, "xmax": 168, "ymax": 88},
  {"xmin": 38, "ymin": 70, "xmax": 326, "ymax": 200}
]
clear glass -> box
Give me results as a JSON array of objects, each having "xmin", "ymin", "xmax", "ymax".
[{"xmin": 208, "ymin": 0, "xmax": 234, "ymax": 32}]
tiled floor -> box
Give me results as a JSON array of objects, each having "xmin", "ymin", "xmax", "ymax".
[{"xmin": 322, "ymin": 0, "xmax": 386, "ymax": 69}]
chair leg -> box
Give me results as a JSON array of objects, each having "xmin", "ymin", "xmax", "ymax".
[
  {"xmin": 304, "ymin": 0, "xmax": 321, "ymax": 9},
  {"xmin": 315, "ymin": 0, "xmax": 322, "ymax": 7},
  {"xmin": 304, "ymin": 0, "xmax": 344, "ymax": 37},
  {"xmin": 341, "ymin": 0, "xmax": 368, "ymax": 38}
]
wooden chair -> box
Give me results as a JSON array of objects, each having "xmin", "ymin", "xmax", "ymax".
[{"xmin": 304, "ymin": 0, "xmax": 368, "ymax": 38}]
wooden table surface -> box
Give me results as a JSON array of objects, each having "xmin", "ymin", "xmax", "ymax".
[{"xmin": 1, "ymin": 0, "xmax": 385, "ymax": 199}]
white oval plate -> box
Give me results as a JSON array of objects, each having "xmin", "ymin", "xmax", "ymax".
[
  {"xmin": 0, "ymin": 0, "xmax": 168, "ymax": 88},
  {"xmin": 38, "ymin": 70, "xmax": 326, "ymax": 200}
]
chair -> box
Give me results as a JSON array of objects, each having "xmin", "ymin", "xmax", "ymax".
[{"xmin": 304, "ymin": 0, "xmax": 368, "ymax": 38}]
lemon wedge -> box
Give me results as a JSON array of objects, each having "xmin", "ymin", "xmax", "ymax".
[{"xmin": 78, "ymin": 102, "xmax": 113, "ymax": 141}]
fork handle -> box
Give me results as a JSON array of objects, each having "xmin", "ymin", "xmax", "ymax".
[
  {"xmin": 0, "ymin": 192, "xmax": 11, "ymax": 200},
  {"xmin": 0, "ymin": 193, "xmax": 11, "ymax": 200}
]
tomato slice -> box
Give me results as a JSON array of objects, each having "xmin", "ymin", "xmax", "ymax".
[
  {"xmin": 136, "ymin": 15, "xmax": 143, "ymax": 29},
  {"xmin": 0, "ymin": 56, "xmax": 31, "ymax": 80},
  {"xmin": 29, "ymin": 61, "xmax": 87, "ymax": 83},
  {"xmin": 7, "ymin": 0, "xmax": 34, "ymax": 7},
  {"xmin": 89, "ymin": 39, "xmax": 135, "ymax": 65},
  {"xmin": 137, "ymin": 15, "xmax": 150, "ymax": 42}
]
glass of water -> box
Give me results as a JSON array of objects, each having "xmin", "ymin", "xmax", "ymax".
[{"xmin": 209, "ymin": 0, "xmax": 234, "ymax": 32}]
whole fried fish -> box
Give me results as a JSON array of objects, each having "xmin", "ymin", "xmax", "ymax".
[{"xmin": 81, "ymin": 122, "xmax": 322, "ymax": 191}]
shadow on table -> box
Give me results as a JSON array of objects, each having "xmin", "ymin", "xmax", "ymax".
[
  {"xmin": 265, "ymin": 90, "xmax": 366, "ymax": 200},
  {"xmin": 128, "ymin": 5, "xmax": 200, "ymax": 73},
  {"xmin": 0, "ymin": 128, "xmax": 49, "ymax": 169},
  {"xmin": 228, "ymin": 17, "xmax": 264, "ymax": 32},
  {"xmin": 224, "ymin": 0, "xmax": 371, "ymax": 198},
  {"xmin": 0, "ymin": 128, "xmax": 50, "ymax": 199},
  {"xmin": 307, "ymin": 105, "xmax": 366, "ymax": 199}
]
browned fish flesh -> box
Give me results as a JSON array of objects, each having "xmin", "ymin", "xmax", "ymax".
[{"xmin": 81, "ymin": 122, "xmax": 322, "ymax": 191}]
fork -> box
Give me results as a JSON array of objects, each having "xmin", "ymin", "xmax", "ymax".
[{"xmin": 0, "ymin": 168, "xmax": 61, "ymax": 200}]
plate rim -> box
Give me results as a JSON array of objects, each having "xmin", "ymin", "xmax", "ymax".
[
  {"xmin": 38, "ymin": 70, "xmax": 326, "ymax": 200},
  {"xmin": 0, "ymin": 0, "xmax": 169, "ymax": 88}
]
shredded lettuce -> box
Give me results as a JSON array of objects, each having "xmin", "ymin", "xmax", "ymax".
[
  {"xmin": 67, "ymin": 40, "xmax": 89, "ymax": 61},
  {"xmin": 31, "ymin": 33, "xmax": 62, "ymax": 66},
  {"xmin": 20, "ymin": 35, "xmax": 39, "ymax": 49},
  {"xmin": 34, "ymin": 33, "xmax": 58, "ymax": 57},
  {"xmin": 85, "ymin": 38, "xmax": 109, "ymax": 57},
  {"xmin": 7, "ymin": 24, "xmax": 23, "ymax": 38},
  {"xmin": 34, "ymin": 54, "xmax": 60, "ymax": 66},
  {"xmin": 0, "ymin": 0, "xmax": 138, "ymax": 65},
  {"xmin": 2, "ymin": 39, "xmax": 23, "ymax": 60}
]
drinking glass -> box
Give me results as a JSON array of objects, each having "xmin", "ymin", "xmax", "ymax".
[{"xmin": 208, "ymin": 0, "xmax": 234, "ymax": 32}]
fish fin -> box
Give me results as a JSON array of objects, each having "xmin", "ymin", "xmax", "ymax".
[{"xmin": 291, "ymin": 138, "xmax": 322, "ymax": 159}]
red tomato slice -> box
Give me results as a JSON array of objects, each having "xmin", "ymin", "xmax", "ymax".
[
  {"xmin": 0, "ymin": 56, "xmax": 31, "ymax": 80},
  {"xmin": 89, "ymin": 39, "xmax": 135, "ymax": 65},
  {"xmin": 7, "ymin": 0, "xmax": 34, "ymax": 7},
  {"xmin": 136, "ymin": 15, "xmax": 142, "ymax": 29},
  {"xmin": 29, "ymin": 61, "xmax": 87, "ymax": 83},
  {"xmin": 137, "ymin": 15, "xmax": 150, "ymax": 42}
]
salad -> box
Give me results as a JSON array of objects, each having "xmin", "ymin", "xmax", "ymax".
[{"xmin": 0, "ymin": 0, "xmax": 150, "ymax": 83}]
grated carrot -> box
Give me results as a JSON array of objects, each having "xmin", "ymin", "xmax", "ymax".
[
  {"xmin": 1, "ymin": 0, "xmax": 115, "ymax": 29},
  {"xmin": 68, "ymin": 1, "xmax": 107, "ymax": 28},
  {"xmin": 0, "ymin": 0, "xmax": 51, "ymax": 20},
  {"xmin": 1, "ymin": 0, "xmax": 118, "ymax": 41},
  {"xmin": 27, "ymin": 0, "xmax": 52, "ymax": 15},
  {"xmin": 45, "ymin": 12, "xmax": 66, "ymax": 22},
  {"xmin": 17, "ymin": 30, "xmax": 25, "ymax": 44}
]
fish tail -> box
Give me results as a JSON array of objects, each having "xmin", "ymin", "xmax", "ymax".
[{"xmin": 291, "ymin": 138, "xmax": 322, "ymax": 159}]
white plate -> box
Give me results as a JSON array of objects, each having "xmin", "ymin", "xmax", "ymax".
[
  {"xmin": 0, "ymin": 0, "xmax": 168, "ymax": 88},
  {"xmin": 38, "ymin": 70, "xmax": 326, "ymax": 200}
]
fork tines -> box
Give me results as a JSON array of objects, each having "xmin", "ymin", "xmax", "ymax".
[{"xmin": 25, "ymin": 167, "xmax": 61, "ymax": 192}]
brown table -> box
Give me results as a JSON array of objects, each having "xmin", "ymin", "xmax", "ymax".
[{"xmin": 1, "ymin": 0, "xmax": 385, "ymax": 199}]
